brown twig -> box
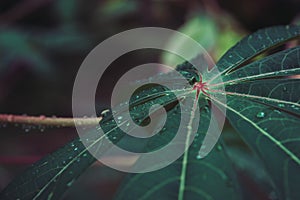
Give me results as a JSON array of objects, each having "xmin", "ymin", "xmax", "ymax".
[{"xmin": 0, "ymin": 114, "xmax": 102, "ymax": 128}]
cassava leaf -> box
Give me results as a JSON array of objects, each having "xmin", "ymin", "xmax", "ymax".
[
  {"xmin": 1, "ymin": 25, "xmax": 300, "ymax": 200},
  {"xmin": 0, "ymin": 138, "xmax": 95, "ymax": 200},
  {"xmin": 115, "ymin": 25, "xmax": 300, "ymax": 200},
  {"xmin": 211, "ymin": 25, "xmax": 300, "ymax": 80},
  {"xmin": 208, "ymin": 27, "xmax": 300, "ymax": 199},
  {"xmin": 115, "ymin": 101, "xmax": 241, "ymax": 200},
  {"xmin": 212, "ymin": 93, "xmax": 300, "ymax": 199},
  {"xmin": 0, "ymin": 73, "xmax": 192, "ymax": 200},
  {"xmin": 221, "ymin": 46, "xmax": 300, "ymax": 83}
]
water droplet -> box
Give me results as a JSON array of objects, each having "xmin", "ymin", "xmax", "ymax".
[
  {"xmin": 278, "ymin": 103, "xmax": 285, "ymax": 108},
  {"xmin": 203, "ymin": 106, "xmax": 209, "ymax": 113},
  {"xmin": 274, "ymin": 110, "xmax": 281, "ymax": 114},
  {"xmin": 256, "ymin": 111, "xmax": 265, "ymax": 118},
  {"xmin": 217, "ymin": 145, "xmax": 222, "ymax": 151},
  {"xmin": 283, "ymin": 87, "xmax": 287, "ymax": 92},
  {"xmin": 101, "ymin": 109, "xmax": 110, "ymax": 117},
  {"xmin": 74, "ymin": 147, "xmax": 78, "ymax": 151},
  {"xmin": 83, "ymin": 153, "xmax": 87, "ymax": 157},
  {"xmin": 48, "ymin": 193, "xmax": 54, "ymax": 200},
  {"xmin": 291, "ymin": 104, "xmax": 299, "ymax": 110},
  {"xmin": 117, "ymin": 116, "xmax": 123, "ymax": 120},
  {"xmin": 67, "ymin": 179, "xmax": 75, "ymax": 187}
]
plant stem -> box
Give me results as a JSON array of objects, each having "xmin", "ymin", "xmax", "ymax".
[{"xmin": 0, "ymin": 114, "xmax": 102, "ymax": 128}]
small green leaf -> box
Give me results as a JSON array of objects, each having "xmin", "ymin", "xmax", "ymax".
[{"xmin": 215, "ymin": 25, "xmax": 300, "ymax": 76}]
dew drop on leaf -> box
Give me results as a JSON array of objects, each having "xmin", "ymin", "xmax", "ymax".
[
  {"xmin": 256, "ymin": 111, "xmax": 265, "ymax": 118},
  {"xmin": 278, "ymin": 103, "xmax": 285, "ymax": 108},
  {"xmin": 117, "ymin": 116, "xmax": 123, "ymax": 120},
  {"xmin": 101, "ymin": 109, "xmax": 111, "ymax": 118},
  {"xmin": 67, "ymin": 179, "xmax": 75, "ymax": 187},
  {"xmin": 291, "ymin": 104, "xmax": 299, "ymax": 110},
  {"xmin": 283, "ymin": 86, "xmax": 287, "ymax": 92},
  {"xmin": 273, "ymin": 110, "xmax": 281, "ymax": 114},
  {"xmin": 203, "ymin": 106, "xmax": 209, "ymax": 113}
]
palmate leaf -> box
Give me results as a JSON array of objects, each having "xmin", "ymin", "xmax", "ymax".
[
  {"xmin": 1, "ymin": 25, "xmax": 300, "ymax": 200},
  {"xmin": 210, "ymin": 76, "xmax": 300, "ymax": 198},
  {"xmin": 116, "ymin": 25, "xmax": 300, "ymax": 199},
  {"xmin": 115, "ymin": 103, "xmax": 241, "ymax": 200},
  {"xmin": 208, "ymin": 26, "xmax": 300, "ymax": 199}
]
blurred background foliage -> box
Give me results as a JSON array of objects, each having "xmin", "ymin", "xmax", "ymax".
[{"xmin": 0, "ymin": 0, "xmax": 299, "ymax": 199}]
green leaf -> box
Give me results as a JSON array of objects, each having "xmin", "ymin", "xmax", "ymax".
[
  {"xmin": 213, "ymin": 25, "xmax": 300, "ymax": 78},
  {"xmin": 0, "ymin": 138, "xmax": 95, "ymax": 200},
  {"xmin": 208, "ymin": 27, "xmax": 300, "ymax": 199},
  {"xmin": 1, "ymin": 25, "xmax": 300, "ymax": 200},
  {"xmin": 221, "ymin": 47, "xmax": 300, "ymax": 83},
  {"xmin": 0, "ymin": 75, "xmax": 192, "ymax": 200},
  {"xmin": 214, "ymin": 94, "xmax": 300, "ymax": 199},
  {"xmin": 115, "ymin": 106, "xmax": 241, "ymax": 200}
]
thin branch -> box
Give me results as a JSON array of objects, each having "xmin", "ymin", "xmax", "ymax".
[{"xmin": 0, "ymin": 114, "xmax": 102, "ymax": 128}]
